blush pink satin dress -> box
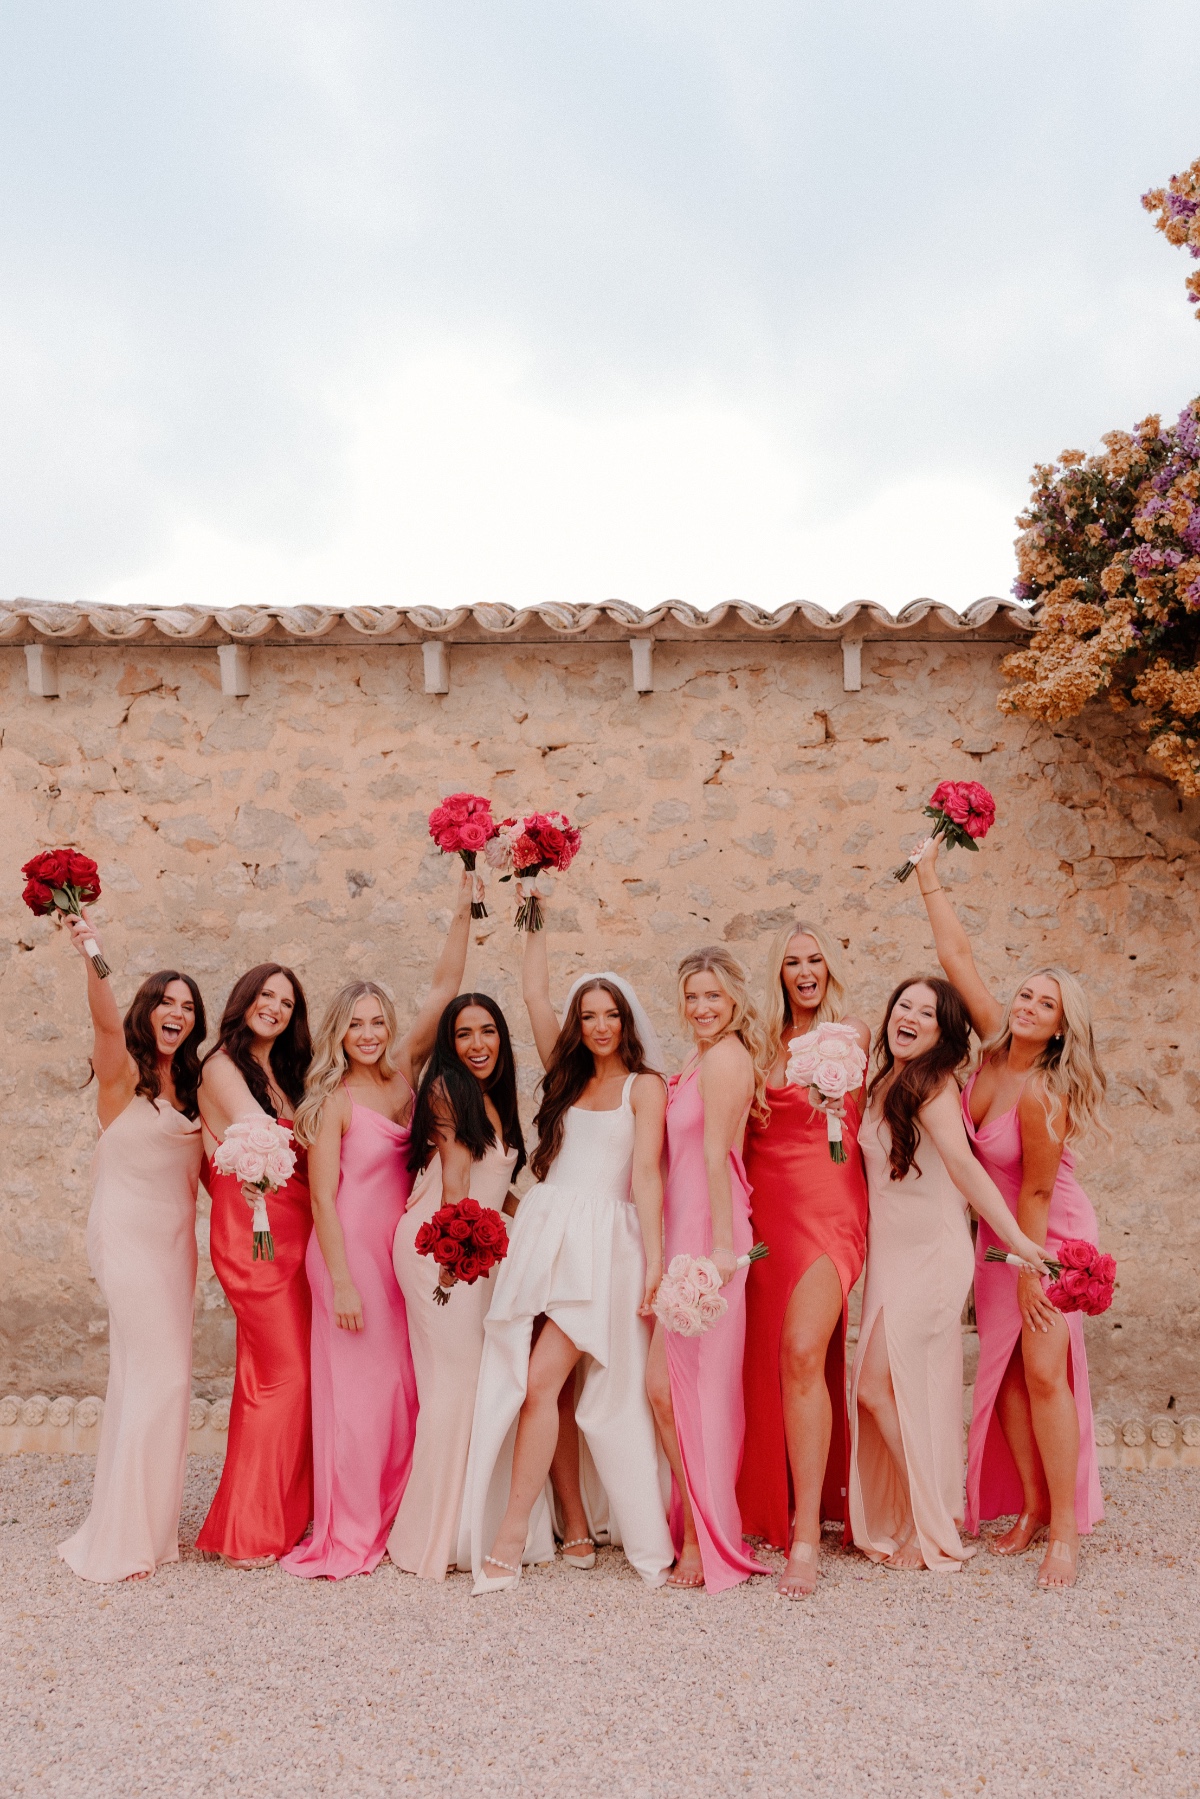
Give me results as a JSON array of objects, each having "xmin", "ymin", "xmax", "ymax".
[
  {"xmin": 962, "ymin": 1073, "xmax": 1104, "ymax": 1535},
  {"xmin": 283, "ymin": 1093, "xmax": 418, "ymax": 1580},
  {"xmin": 661, "ymin": 1065, "xmax": 766, "ymax": 1593}
]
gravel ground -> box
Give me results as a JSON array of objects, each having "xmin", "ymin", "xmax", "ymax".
[{"xmin": 1, "ymin": 1457, "xmax": 1196, "ymax": 1799}]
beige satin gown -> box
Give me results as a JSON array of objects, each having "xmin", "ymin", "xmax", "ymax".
[
  {"xmin": 848, "ymin": 1106, "xmax": 976, "ymax": 1570},
  {"xmin": 59, "ymin": 1096, "xmax": 203, "ymax": 1582},
  {"xmin": 388, "ymin": 1140, "xmax": 517, "ymax": 1580}
]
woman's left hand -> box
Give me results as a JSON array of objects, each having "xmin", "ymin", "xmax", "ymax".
[
  {"xmin": 438, "ymin": 1267, "xmax": 457, "ymax": 1290},
  {"xmin": 1018, "ymin": 1270, "xmax": 1058, "ymax": 1334},
  {"xmin": 239, "ymin": 1181, "xmax": 261, "ymax": 1213},
  {"xmin": 711, "ymin": 1246, "xmax": 739, "ymax": 1287},
  {"xmin": 639, "ymin": 1259, "xmax": 662, "ymax": 1317}
]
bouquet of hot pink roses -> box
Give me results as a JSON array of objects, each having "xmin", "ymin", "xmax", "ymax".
[
  {"xmin": 785, "ymin": 1022, "xmax": 867, "ymax": 1162},
  {"xmin": 212, "ymin": 1118, "xmax": 297, "ymax": 1262},
  {"xmin": 986, "ymin": 1239, "xmax": 1116, "ymax": 1316},
  {"xmin": 486, "ymin": 810, "xmax": 582, "ymax": 931},
  {"xmin": 653, "ymin": 1245, "xmax": 768, "ymax": 1336},
  {"xmin": 428, "ymin": 793, "xmax": 498, "ymax": 918},
  {"xmin": 893, "ymin": 780, "xmax": 996, "ymax": 882}
]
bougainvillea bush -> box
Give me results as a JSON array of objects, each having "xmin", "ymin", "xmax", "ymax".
[
  {"xmin": 999, "ymin": 161, "xmax": 1200, "ymax": 797},
  {"xmin": 1142, "ymin": 155, "xmax": 1200, "ymax": 319}
]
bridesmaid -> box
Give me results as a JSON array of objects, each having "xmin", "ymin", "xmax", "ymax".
[
  {"xmin": 282, "ymin": 878, "xmax": 472, "ymax": 1581},
  {"xmin": 738, "ymin": 919, "xmax": 870, "ymax": 1599},
  {"xmin": 58, "ymin": 914, "xmax": 206, "ymax": 1582},
  {"xmin": 914, "ymin": 837, "xmax": 1107, "ymax": 1587},
  {"xmin": 195, "ymin": 964, "xmax": 314, "ymax": 1568},
  {"xmin": 645, "ymin": 946, "xmax": 769, "ymax": 1593},
  {"xmin": 464, "ymin": 926, "xmax": 674, "ymax": 1594},
  {"xmin": 388, "ymin": 994, "xmax": 525, "ymax": 1581},
  {"xmin": 849, "ymin": 978, "xmax": 1048, "ymax": 1572}
]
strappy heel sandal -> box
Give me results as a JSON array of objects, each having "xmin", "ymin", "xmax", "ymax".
[
  {"xmin": 777, "ymin": 1540, "xmax": 818, "ymax": 1601},
  {"xmin": 472, "ymin": 1554, "xmax": 523, "ymax": 1596},
  {"xmin": 990, "ymin": 1512, "xmax": 1048, "ymax": 1556},
  {"xmin": 560, "ymin": 1536, "xmax": 596, "ymax": 1571},
  {"xmin": 1037, "ymin": 1539, "xmax": 1078, "ymax": 1590}
]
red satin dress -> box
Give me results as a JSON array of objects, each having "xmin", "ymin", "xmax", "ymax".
[
  {"xmin": 196, "ymin": 1125, "xmax": 314, "ymax": 1560},
  {"xmin": 737, "ymin": 1084, "xmax": 868, "ymax": 1547}
]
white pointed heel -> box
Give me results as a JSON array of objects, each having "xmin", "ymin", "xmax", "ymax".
[
  {"xmin": 472, "ymin": 1554, "xmax": 522, "ymax": 1596},
  {"xmin": 560, "ymin": 1536, "xmax": 596, "ymax": 1571}
]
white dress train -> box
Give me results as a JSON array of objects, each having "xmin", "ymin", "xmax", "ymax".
[{"xmin": 459, "ymin": 1074, "xmax": 674, "ymax": 1588}]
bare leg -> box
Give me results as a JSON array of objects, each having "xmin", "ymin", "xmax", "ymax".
[
  {"xmin": 645, "ymin": 1322, "xmax": 703, "ymax": 1586},
  {"xmin": 549, "ymin": 1376, "xmax": 590, "ymax": 1550},
  {"xmin": 1022, "ymin": 1317, "xmax": 1080, "ymax": 1588},
  {"xmin": 856, "ymin": 1315, "xmax": 923, "ymax": 1570},
  {"xmin": 486, "ymin": 1320, "xmax": 582, "ymax": 1574},
  {"xmin": 777, "ymin": 1256, "xmax": 844, "ymax": 1599},
  {"xmin": 991, "ymin": 1343, "xmax": 1051, "ymax": 1554}
]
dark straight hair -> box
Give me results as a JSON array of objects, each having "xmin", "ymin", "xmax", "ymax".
[
  {"xmin": 407, "ymin": 992, "xmax": 526, "ymax": 1178},
  {"xmin": 204, "ymin": 962, "xmax": 312, "ymax": 1116},
  {"xmin": 867, "ymin": 975, "xmax": 972, "ymax": 1182},
  {"xmin": 530, "ymin": 979, "xmax": 649, "ymax": 1183},
  {"xmin": 122, "ymin": 971, "xmax": 207, "ymax": 1119}
]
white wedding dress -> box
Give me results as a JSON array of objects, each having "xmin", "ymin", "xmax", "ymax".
[{"xmin": 458, "ymin": 1073, "xmax": 674, "ymax": 1588}]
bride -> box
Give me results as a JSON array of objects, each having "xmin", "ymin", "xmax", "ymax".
[{"xmin": 460, "ymin": 922, "xmax": 675, "ymax": 1593}]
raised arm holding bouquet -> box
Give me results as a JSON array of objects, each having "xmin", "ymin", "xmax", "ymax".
[
  {"xmin": 914, "ymin": 834, "xmax": 1109, "ymax": 1590},
  {"xmin": 428, "ymin": 793, "xmax": 497, "ymax": 918},
  {"xmin": 22, "ymin": 848, "xmax": 110, "ymax": 975},
  {"xmin": 893, "ymin": 781, "xmax": 995, "ymax": 882}
]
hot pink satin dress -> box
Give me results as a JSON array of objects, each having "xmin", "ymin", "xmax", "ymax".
[
  {"xmin": 283, "ymin": 1094, "xmax": 418, "ymax": 1580},
  {"xmin": 662, "ymin": 1065, "xmax": 766, "ymax": 1592},
  {"xmin": 962, "ymin": 1073, "xmax": 1104, "ymax": 1535}
]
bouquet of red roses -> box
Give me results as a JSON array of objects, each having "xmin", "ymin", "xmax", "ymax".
[
  {"xmin": 428, "ymin": 792, "xmax": 498, "ymax": 918},
  {"xmin": 414, "ymin": 1197, "xmax": 509, "ymax": 1304},
  {"xmin": 21, "ymin": 849, "xmax": 110, "ymax": 977},
  {"xmin": 985, "ymin": 1239, "xmax": 1116, "ymax": 1316},
  {"xmin": 487, "ymin": 810, "xmax": 582, "ymax": 931},
  {"xmin": 893, "ymin": 780, "xmax": 996, "ymax": 882}
]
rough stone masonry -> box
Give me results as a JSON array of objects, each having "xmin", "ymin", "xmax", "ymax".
[{"xmin": 0, "ymin": 599, "xmax": 1195, "ymax": 1419}]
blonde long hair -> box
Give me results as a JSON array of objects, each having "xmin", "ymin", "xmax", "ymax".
[
  {"xmin": 676, "ymin": 945, "xmax": 769, "ymax": 1118},
  {"xmin": 293, "ymin": 980, "xmax": 400, "ymax": 1147},
  {"xmin": 981, "ymin": 964, "xmax": 1107, "ymax": 1144},
  {"xmin": 761, "ymin": 918, "xmax": 849, "ymax": 1073}
]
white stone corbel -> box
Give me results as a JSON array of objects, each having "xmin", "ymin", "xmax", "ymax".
[
  {"xmin": 218, "ymin": 643, "xmax": 251, "ymax": 697},
  {"xmin": 423, "ymin": 640, "xmax": 450, "ymax": 694},
  {"xmin": 841, "ymin": 636, "xmax": 862, "ymax": 692},
  {"xmin": 631, "ymin": 638, "xmax": 654, "ymax": 693},
  {"xmin": 25, "ymin": 643, "xmax": 59, "ymax": 697}
]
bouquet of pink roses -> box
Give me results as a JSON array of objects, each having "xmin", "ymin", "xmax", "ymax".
[
  {"xmin": 428, "ymin": 792, "xmax": 497, "ymax": 918},
  {"xmin": 212, "ymin": 1118, "xmax": 297, "ymax": 1262},
  {"xmin": 893, "ymin": 780, "xmax": 996, "ymax": 882},
  {"xmin": 986, "ymin": 1239, "xmax": 1116, "ymax": 1316},
  {"xmin": 486, "ymin": 810, "xmax": 582, "ymax": 931},
  {"xmin": 785, "ymin": 1022, "xmax": 867, "ymax": 1162},
  {"xmin": 653, "ymin": 1245, "xmax": 768, "ymax": 1336}
]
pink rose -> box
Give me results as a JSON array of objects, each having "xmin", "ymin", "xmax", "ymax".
[
  {"xmin": 815, "ymin": 1060, "xmax": 852, "ymax": 1096},
  {"xmin": 1095, "ymin": 1253, "xmax": 1117, "ymax": 1282},
  {"xmin": 691, "ymin": 1259, "xmax": 721, "ymax": 1295},
  {"xmin": 1083, "ymin": 1276, "xmax": 1113, "ymax": 1314},
  {"xmin": 1058, "ymin": 1238, "xmax": 1094, "ymax": 1270},
  {"xmin": 697, "ymin": 1292, "xmax": 727, "ymax": 1325},
  {"xmin": 457, "ymin": 819, "xmax": 491, "ymax": 852},
  {"xmin": 1059, "ymin": 1268, "xmax": 1089, "ymax": 1299}
]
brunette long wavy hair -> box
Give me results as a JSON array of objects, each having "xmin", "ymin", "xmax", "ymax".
[
  {"xmin": 122, "ymin": 971, "xmax": 207, "ymax": 1119},
  {"xmin": 867, "ymin": 976, "xmax": 972, "ymax": 1182},
  {"xmin": 407, "ymin": 993, "xmax": 526, "ymax": 1179},
  {"xmin": 204, "ymin": 963, "xmax": 312, "ymax": 1117},
  {"xmin": 530, "ymin": 979, "xmax": 650, "ymax": 1183}
]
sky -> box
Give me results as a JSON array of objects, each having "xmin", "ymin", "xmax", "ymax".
[{"xmin": 1, "ymin": 1, "xmax": 1199, "ymax": 616}]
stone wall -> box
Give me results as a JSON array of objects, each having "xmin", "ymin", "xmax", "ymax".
[{"xmin": 1, "ymin": 601, "xmax": 1196, "ymax": 1414}]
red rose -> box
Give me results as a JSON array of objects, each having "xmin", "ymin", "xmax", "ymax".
[
  {"xmin": 442, "ymin": 794, "xmax": 473, "ymax": 824},
  {"xmin": 413, "ymin": 1222, "xmax": 437, "ymax": 1255},
  {"xmin": 1083, "ymin": 1277, "xmax": 1113, "ymax": 1314},
  {"xmin": 64, "ymin": 851, "xmax": 101, "ymax": 897},
  {"xmin": 432, "ymin": 1205, "xmax": 458, "ymax": 1228},
  {"xmin": 456, "ymin": 1254, "xmax": 482, "ymax": 1284},
  {"xmin": 458, "ymin": 1197, "xmax": 482, "ymax": 1221},
  {"xmin": 21, "ymin": 878, "xmax": 54, "ymax": 916},
  {"xmin": 433, "ymin": 1238, "xmax": 463, "ymax": 1267},
  {"xmin": 1058, "ymin": 1238, "xmax": 1094, "ymax": 1270},
  {"xmin": 492, "ymin": 1231, "xmax": 509, "ymax": 1260},
  {"xmin": 473, "ymin": 1212, "xmax": 504, "ymax": 1249},
  {"xmin": 447, "ymin": 1218, "xmax": 472, "ymax": 1242},
  {"xmin": 1059, "ymin": 1268, "xmax": 1089, "ymax": 1299}
]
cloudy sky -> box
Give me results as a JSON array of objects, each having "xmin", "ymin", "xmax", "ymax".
[{"xmin": 2, "ymin": 2, "xmax": 1198, "ymax": 615}]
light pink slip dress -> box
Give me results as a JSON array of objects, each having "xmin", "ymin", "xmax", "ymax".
[
  {"xmin": 962, "ymin": 1073, "xmax": 1104, "ymax": 1536},
  {"xmin": 662, "ymin": 1065, "xmax": 766, "ymax": 1593},
  {"xmin": 283, "ymin": 1090, "xmax": 418, "ymax": 1580}
]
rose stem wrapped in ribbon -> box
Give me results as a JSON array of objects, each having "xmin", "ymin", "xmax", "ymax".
[
  {"xmin": 21, "ymin": 848, "xmax": 110, "ymax": 977},
  {"xmin": 893, "ymin": 780, "xmax": 996, "ymax": 882},
  {"xmin": 211, "ymin": 1118, "xmax": 298, "ymax": 1263},
  {"xmin": 986, "ymin": 1239, "xmax": 1116, "ymax": 1316},
  {"xmin": 486, "ymin": 810, "xmax": 582, "ymax": 932},
  {"xmin": 652, "ymin": 1245, "xmax": 769, "ymax": 1337},
  {"xmin": 427, "ymin": 792, "xmax": 497, "ymax": 919},
  {"xmin": 785, "ymin": 1022, "xmax": 868, "ymax": 1163},
  {"xmin": 414, "ymin": 1196, "xmax": 510, "ymax": 1304}
]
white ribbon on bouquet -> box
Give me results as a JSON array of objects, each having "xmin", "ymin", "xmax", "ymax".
[{"xmin": 515, "ymin": 870, "xmax": 555, "ymax": 903}]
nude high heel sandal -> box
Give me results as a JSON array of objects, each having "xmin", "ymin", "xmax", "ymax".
[
  {"xmin": 560, "ymin": 1536, "xmax": 596, "ymax": 1571},
  {"xmin": 472, "ymin": 1554, "xmax": 523, "ymax": 1596}
]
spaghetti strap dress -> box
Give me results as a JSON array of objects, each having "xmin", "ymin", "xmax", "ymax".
[
  {"xmin": 848, "ymin": 1107, "xmax": 975, "ymax": 1570},
  {"xmin": 283, "ymin": 1088, "xmax": 418, "ymax": 1579},
  {"xmin": 196, "ymin": 1119, "xmax": 314, "ymax": 1561},
  {"xmin": 662, "ymin": 1065, "xmax": 766, "ymax": 1593},
  {"xmin": 59, "ymin": 1097, "xmax": 202, "ymax": 1582},
  {"xmin": 459, "ymin": 1073, "xmax": 673, "ymax": 1587},
  {"xmin": 738, "ymin": 1082, "xmax": 868, "ymax": 1547},
  {"xmin": 961, "ymin": 1073, "xmax": 1104, "ymax": 1535}
]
